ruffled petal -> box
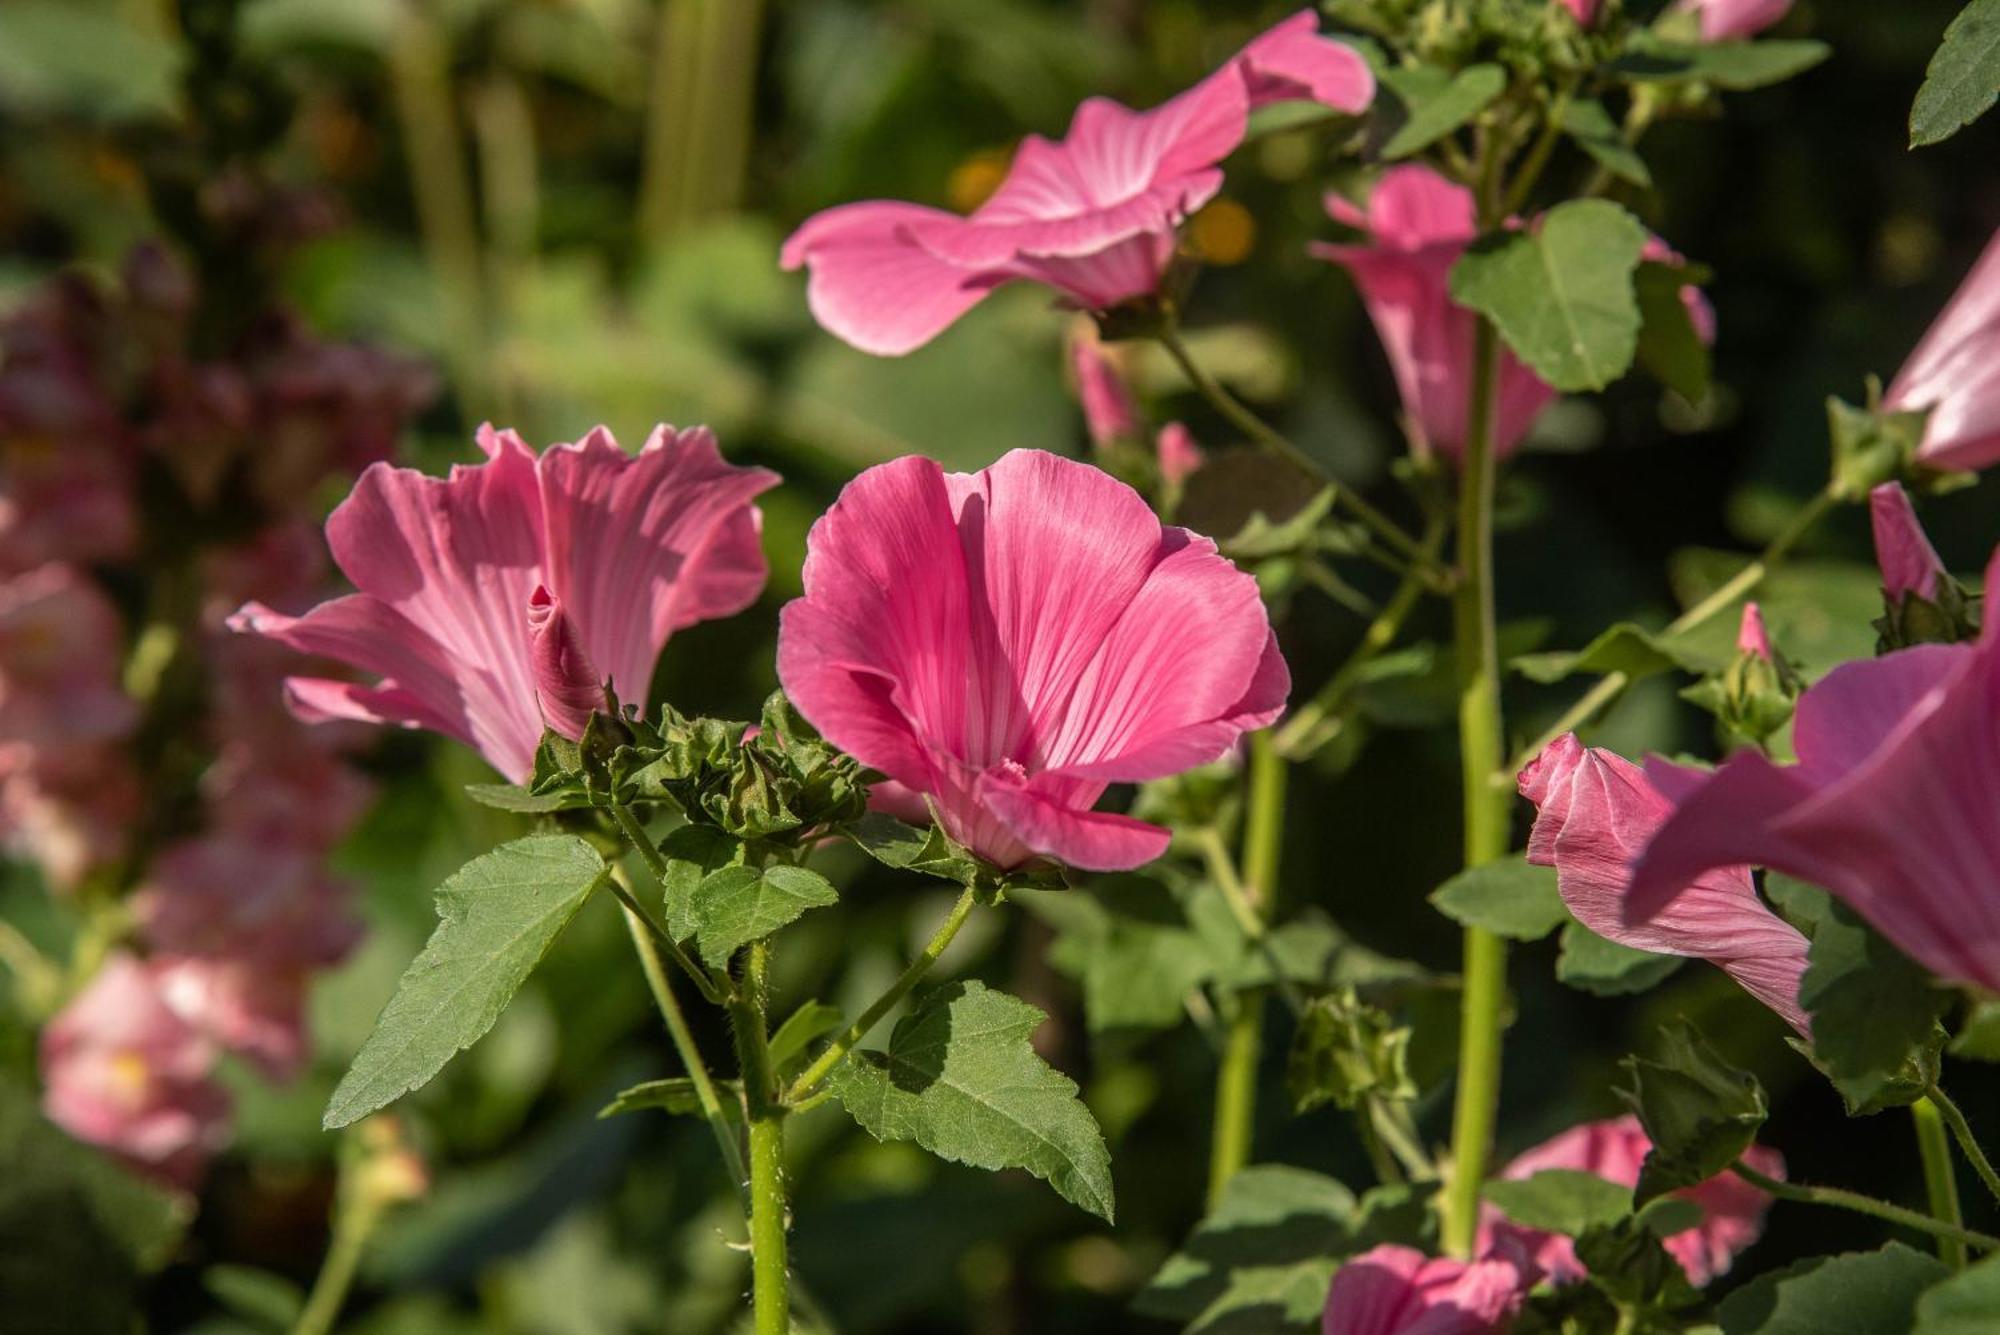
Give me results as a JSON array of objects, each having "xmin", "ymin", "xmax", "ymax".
[
  {"xmin": 1234, "ymin": 10, "xmax": 1375, "ymax": 112},
  {"xmin": 1890, "ymin": 230, "xmax": 2000, "ymax": 469},
  {"xmin": 780, "ymin": 201, "xmax": 996, "ymax": 356},
  {"xmin": 976, "ymin": 765, "xmax": 1169, "ymax": 872}
]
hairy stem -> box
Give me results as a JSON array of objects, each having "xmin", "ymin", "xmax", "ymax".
[
  {"xmin": 1731, "ymin": 1159, "xmax": 2000, "ymax": 1253},
  {"xmin": 1913, "ymin": 1096, "xmax": 1967, "ymax": 1268},
  {"xmin": 732, "ymin": 942, "xmax": 789, "ymax": 1335},
  {"xmin": 1928, "ymin": 1083, "xmax": 2000, "ymax": 1209},
  {"xmin": 609, "ymin": 805, "xmax": 724, "ymax": 1004}
]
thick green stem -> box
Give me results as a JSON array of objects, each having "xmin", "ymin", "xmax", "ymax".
[
  {"xmin": 1731, "ymin": 1159, "xmax": 2000, "ymax": 1253},
  {"xmin": 733, "ymin": 943, "xmax": 788, "ymax": 1335},
  {"xmin": 1442, "ymin": 315, "xmax": 1511, "ymax": 1259},
  {"xmin": 1913, "ymin": 1097, "xmax": 1967, "ymax": 1268},
  {"xmin": 1928, "ymin": 1083, "xmax": 2000, "ymax": 1209},
  {"xmin": 1208, "ymin": 1000, "xmax": 1262, "ymax": 1207},
  {"xmin": 784, "ymin": 885, "xmax": 978, "ymax": 1102}
]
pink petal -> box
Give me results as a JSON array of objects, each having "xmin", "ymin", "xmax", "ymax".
[
  {"xmin": 1321, "ymin": 1244, "xmax": 1527, "ymax": 1335},
  {"xmin": 1889, "ymin": 230, "xmax": 2000, "ymax": 471},
  {"xmin": 527, "ymin": 586, "xmax": 601, "ymax": 740},
  {"xmin": 1680, "ymin": 0, "xmax": 1794, "ymax": 40},
  {"xmin": 976, "ymin": 764, "xmax": 1170, "ymax": 871},
  {"xmin": 1232, "ymin": 11, "xmax": 1375, "ymax": 112},
  {"xmin": 1869, "ymin": 482, "xmax": 1949, "ymax": 600},
  {"xmin": 1736, "ymin": 602, "xmax": 1775, "ymax": 660},
  {"xmin": 1156, "ymin": 421, "xmax": 1205, "ymax": 484},
  {"xmin": 780, "ymin": 201, "xmax": 997, "ymax": 356},
  {"xmin": 1070, "ymin": 330, "xmax": 1140, "ymax": 448}
]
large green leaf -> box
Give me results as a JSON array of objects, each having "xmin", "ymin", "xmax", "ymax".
[
  {"xmin": 688, "ymin": 863, "xmax": 839, "ymax": 967},
  {"xmin": 1026, "ymin": 874, "xmax": 1224, "ymax": 1033},
  {"xmin": 1557, "ymin": 918, "xmax": 1685, "ymax": 996},
  {"xmin": 1911, "ymin": 0, "xmax": 2000, "ymax": 147},
  {"xmin": 1914, "ymin": 1251, "xmax": 2000, "ymax": 1333},
  {"xmin": 1614, "ymin": 36, "xmax": 1831, "ymax": 90},
  {"xmin": 1635, "ymin": 260, "xmax": 1713, "ymax": 402},
  {"xmin": 828, "ymin": 981, "xmax": 1114, "ymax": 1220},
  {"xmin": 1716, "ymin": 1243, "xmax": 1949, "ymax": 1334},
  {"xmin": 1429, "ymin": 856, "xmax": 1568, "ymax": 941},
  {"xmin": 1484, "ymin": 1170, "xmax": 1633, "ymax": 1237},
  {"xmin": 0, "ymin": 1, "xmax": 184, "ymax": 124},
  {"xmin": 1373, "ymin": 63, "xmax": 1507, "ymax": 158},
  {"xmin": 1511, "ymin": 620, "xmax": 1720, "ymax": 686},
  {"xmin": 1449, "ymin": 200, "xmax": 1650, "ymax": 392},
  {"xmin": 325, "ymin": 835, "xmax": 608, "ymax": 1128}
]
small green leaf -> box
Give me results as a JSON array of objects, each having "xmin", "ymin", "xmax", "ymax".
[
  {"xmin": 203, "ymin": 1265, "xmax": 306, "ymax": 1329},
  {"xmin": 1950, "ymin": 1000, "xmax": 2000, "ymax": 1062},
  {"xmin": 828, "ymin": 981, "xmax": 1115, "ymax": 1220},
  {"xmin": 1137, "ymin": 1165, "xmax": 1357, "ymax": 1331},
  {"xmin": 1620, "ymin": 1021, "xmax": 1767, "ymax": 1203},
  {"xmin": 690, "ymin": 864, "xmax": 839, "ymax": 968},
  {"xmin": 1716, "ymin": 1242, "xmax": 1949, "ymax": 1335},
  {"xmin": 1514, "ymin": 620, "xmax": 1724, "ymax": 686},
  {"xmin": 1635, "ymin": 261, "xmax": 1713, "ymax": 403},
  {"xmin": 1429, "ymin": 856, "xmax": 1568, "ymax": 941},
  {"xmin": 1914, "ymin": 1250, "xmax": 2000, "ymax": 1333},
  {"xmin": 768, "ymin": 1001, "xmax": 845, "ymax": 1073},
  {"xmin": 462, "ymin": 782, "xmax": 578, "ymax": 813},
  {"xmin": 1911, "ymin": 0, "xmax": 2000, "ymax": 147},
  {"xmin": 1374, "ymin": 63, "xmax": 1508, "ymax": 159},
  {"xmin": 845, "ymin": 810, "xmax": 984, "ymax": 886},
  {"xmin": 1563, "ymin": 97, "xmax": 1652, "ymax": 187},
  {"xmin": 1449, "ymin": 199, "xmax": 1651, "ymax": 392},
  {"xmin": 1484, "ymin": 1169, "xmax": 1633, "ymax": 1237},
  {"xmin": 599, "ymin": 1077, "xmax": 743, "ymax": 1121},
  {"xmin": 658, "ymin": 824, "xmax": 740, "ymax": 940},
  {"xmin": 325, "ymin": 835, "xmax": 607, "ymax": 1128},
  {"xmin": 1027, "ymin": 875, "xmax": 1224, "ymax": 1034},
  {"xmin": 1614, "ymin": 36, "xmax": 1832, "ymax": 91},
  {"xmin": 1558, "ymin": 919, "xmax": 1685, "ymax": 996},
  {"xmin": 1796, "ymin": 893, "xmax": 1948, "ymax": 1113}
]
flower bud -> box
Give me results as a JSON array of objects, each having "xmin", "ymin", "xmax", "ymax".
[
  {"xmin": 1682, "ymin": 603, "xmax": 1800, "ymax": 748},
  {"xmin": 527, "ymin": 586, "xmax": 604, "ymax": 741},
  {"xmin": 1868, "ymin": 484, "xmax": 1978, "ymax": 650},
  {"xmin": 1068, "ymin": 328, "xmax": 1139, "ymax": 451},
  {"xmin": 1155, "ymin": 422, "xmax": 1203, "ymax": 488}
]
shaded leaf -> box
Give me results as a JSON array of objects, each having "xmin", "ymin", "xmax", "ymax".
[
  {"xmin": 1950, "ymin": 1000, "xmax": 2000, "ymax": 1062},
  {"xmin": 1558, "ymin": 919, "xmax": 1685, "ymax": 996},
  {"xmin": 1914, "ymin": 1250, "xmax": 2000, "ymax": 1333},
  {"xmin": 462, "ymin": 782, "xmax": 577, "ymax": 813},
  {"xmin": 598, "ymin": 1077, "xmax": 743, "ymax": 1122},
  {"xmin": 1614, "ymin": 36, "xmax": 1832, "ymax": 90},
  {"xmin": 203, "ymin": 1265, "xmax": 306, "ymax": 1330},
  {"xmin": 1794, "ymin": 886, "xmax": 1947, "ymax": 1113},
  {"xmin": 1028, "ymin": 875, "xmax": 1223, "ymax": 1034},
  {"xmin": 689, "ymin": 863, "xmax": 839, "ymax": 968},
  {"xmin": 1374, "ymin": 63, "xmax": 1508, "ymax": 159},
  {"xmin": 1911, "ymin": 0, "xmax": 2000, "ymax": 147},
  {"xmin": 1716, "ymin": 1243, "xmax": 1949, "ymax": 1334},
  {"xmin": 1636, "ymin": 261, "xmax": 1713, "ymax": 403},
  {"xmin": 0, "ymin": 1, "xmax": 184, "ymax": 123},
  {"xmin": 1288, "ymin": 990, "xmax": 1414, "ymax": 1114},
  {"xmin": 1620, "ymin": 1021, "xmax": 1767, "ymax": 1203},
  {"xmin": 769, "ymin": 1001, "xmax": 845, "ymax": 1073},
  {"xmin": 845, "ymin": 811, "xmax": 984, "ymax": 887},
  {"xmin": 1563, "ymin": 97, "xmax": 1652, "ymax": 187},
  {"xmin": 1485, "ymin": 1169, "xmax": 1633, "ymax": 1237},
  {"xmin": 1430, "ymin": 856, "xmax": 1568, "ymax": 941}
]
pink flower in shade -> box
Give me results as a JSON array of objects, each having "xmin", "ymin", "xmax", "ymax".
[
  {"xmin": 40, "ymin": 954, "xmax": 231, "ymax": 1189},
  {"xmin": 1069, "ymin": 329, "xmax": 1140, "ymax": 449},
  {"xmin": 134, "ymin": 836, "xmax": 362, "ymax": 973},
  {"xmin": 232, "ymin": 424, "xmax": 778, "ymax": 783},
  {"xmin": 1311, "ymin": 167, "xmax": 1558, "ymax": 464},
  {"xmin": 0, "ymin": 565, "xmax": 137, "ymax": 751},
  {"xmin": 1736, "ymin": 601, "xmax": 1776, "ymax": 659},
  {"xmin": 1520, "ymin": 733, "xmax": 1812, "ymax": 1034},
  {"xmin": 1678, "ymin": 0, "xmax": 1793, "ymax": 41},
  {"xmin": 781, "ymin": 14, "xmax": 1371, "ymax": 357},
  {"xmin": 1627, "ymin": 546, "xmax": 2000, "ymax": 993},
  {"xmin": 1477, "ymin": 1116, "xmax": 1782, "ymax": 1287},
  {"xmin": 1558, "ymin": 0, "xmax": 1602, "ymax": 26},
  {"xmin": 1321, "ymin": 1244, "xmax": 1528, "ymax": 1335},
  {"xmin": 1157, "ymin": 422, "xmax": 1205, "ymax": 486},
  {"xmin": 0, "ymin": 743, "xmax": 140, "ymax": 889},
  {"xmin": 1886, "ymin": 230, "xmax": 2000, "ymax": 473},
  {"xmin": 778, "ymin": 449, "xmax": 1287, "ymax": 872},
  {"xmin": 151, "ymin": 957, "xmax": 313, "ymax": 1082},
  {"xmin": 1870, "ymin": 482, "xmax": 1951, "ymax": 601}
]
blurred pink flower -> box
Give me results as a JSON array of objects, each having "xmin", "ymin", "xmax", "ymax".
[
  {"xmin": 1520, "ymin": 733, "xmax": 1811, "ymax": 1034},
  {"xmin": 0, "ymin": 441, "xmax": 135, "ymax": 574},
  {"xmin": 233, "ymin": 424, "xmax": 777, "ymax": 782},
  {"xmin": 1157, "ymin": 422, "xmax": 1205, "ymax": 486},
  {"xmin": 1869, "ymin": 482, "xmax": 1950, "ymax": 601},
  {"xmin": 1629, "ymin": 547, "xmax": 2000, "ymax": 993},
  {"xmin": 1312, "ymin": 167, "xmax": 1557, "ymax": 463},
  {"xmin": 1321, "ymin": 1244, "xmax": 1528, "ymax": 1335},
  {"xmin": 134, "ymin": 835, "xmax": 362, "ymax": 973},
  {"xmin": 1558, "ymin": 0, "xmax": 1601, "ymax": 24},
  {"xmin": 1478, "ymin": 1115, "xmax": 1782, "ymax": 1286},
  {"xmin": 782, "ymin": 14, "xmax": 1371, "ymax": 356},
  {"xmin": 1887, "ymin": 230, "xmax": 2000, "ymax": 473},
  {"xmin": 778, "ymin": 449, "xmax": 1286, "ymax": 871},
  {"xmin": 1069, "ymin": 329, "xmax": 1140, "ymax": 449},
  {"xmin": 200, "ymin": 741, "xmax": 374, "ymax": 855},
  {"xmin": 1679, "ymin": 0, "xmax": 1793, "ymax": 41},
  {"xmin": 40, "ymin": 954, "xmax": 231, "ymax": 1189},
  {"xmin": 0, "ymin": 743, "xmax": 139, "ymax": 889},
  {"xmin": 0, "ymin": 565, "xmax": 136, "ymax": 751},
  {"xmin": 152, "ymin": 956, "xmax": 312, "ymax": 1082},
  {"xmin": 1735, "ymin": 601, "xmax": 1775, "ymax": 659}
]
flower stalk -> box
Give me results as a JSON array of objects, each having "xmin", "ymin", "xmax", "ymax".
[{"xmin": 1913, "ymin": 1096, "xmax": 1967, "ymax": 1268}]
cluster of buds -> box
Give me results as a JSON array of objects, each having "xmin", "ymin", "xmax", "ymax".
[
  {"xmin": 1681, "ymin": 603, "xmax": 1803, "ymax": 750},
  {"xmin": 2, "ymin": 241, "xmax": 432, "ymax": 1187}
]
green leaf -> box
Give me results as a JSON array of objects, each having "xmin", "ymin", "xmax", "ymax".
[
  {"xmin": 462, "ymin": 782, "xmax": 578, "ymax": 813},
  {"xmin": 1136, "ymin": 1165, "xmax": 1357, "ymax": 1332},
  {"xmin": 1429, "ymin": 856, "xmax": 1568, "ymax": 941},
  {"xmin": 1484, "ymin": 1169, "xmax": 1634, "ymax": 1237},
  {"xmin": 1563, "ymin": 97, "xmax": 1652, "ymax": 187},
  {"xmin": 1614, "ymin": 36, "xmax": 1832, "ymax": 91},
  {"xmin": 828, "ymin": 981, "xmax": 1115, "ymax": 1220},
  {"xmin": 1449, "ymin": 200, "xmax": 1651, "ymax": 392},
  {"xmin": 598, "ymin": 1077, "xmax": 743, "ymax": 1121},
  {"xmin": 1636, "ymin": 261, "xmax": 1713, "ymax": 402},
  {"xmin": 1374, "ymin": 63, "xmax": 1508, "ymax": 159},
  {"xmin": 203, "ymin": 1264, "xmax": 306, "ymax": 1330},
  {"xmin": 689, "ymin": 863, "xmax": 839, "ymax": 968},
  {"xmin": 1513, "ymin": 621, "xmax": 1713, "ymax": 685},
  {"xmin": 845, "ymin": 810, "xmax": 984, "ymax": 886},
  {"xmin": 1558, "ymin": 919, "xmax": 1685, "ymax": 996},
  {"xmin": 1795, "ymin": 891, "xmax": 1948, "ymax": 1113},
  {"xmin": 1950, "ymin": 1000, "xmax": 2000, "ymax": 1061},
  {"xmin": 768, "ymin": 1000, "xmax": 845, "ymax": 1073},
  {"xmin": 1620, "ymin": 1021, "xmax": 1767, "ymax": 1203},
  {"xmin": 1668, "ymin": 552, "xmax": 1884, "ymax": 678},
  {"xmin": 1914, "ymin": 1251, "xmax": 2000, "ymax": 1333},
  {"xmin": 0, "ymin": 1, "xmax": 185, "ymax": 124},
  {"xmin": 1716, "ymin": 1242, "xmax": 1949, "ymax": 1335},
  {"xmin": 325, "ymin": 835, "xmax": 608, "ymax": 1129},
  {"xmin": 658, "ymin": 824, "xmax": 739, "ymax": 941},
  {"xmin": 1911, "ymin": 0, "xmax": 2000, "ymax": 147},
  {"xmin": 1028, "ymin": 875, "xmax": 1223, "ymax": 1033}
]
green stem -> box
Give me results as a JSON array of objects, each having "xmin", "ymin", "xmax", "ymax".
[
  {"xmin": 1913, "ymin": 1096, "xmax": 1967, "ymax": 1269},
  {"xmin": 1927, "ymin": 1083, "xmax": 2000, "ymax": 1209},
  {"xmin": 1506, "ymin": 486, "xmax": 1840, "ymax": 773},
  {"xmin": 292, "ymin": 1162, "xmax": 385, "ymax": 1335},
  {"xmin": 1730, "ymin": 1159, "xmax": 2000, "ymax": 1253},
  {"xmin": 1442, "ymin": 314, "xmax": 1512, "ymax": 1260},
  {"xmin": 608, "ymin": 806, "xmax": 725, "ymax": 1005},
  {"xmin": 733, "ymin": 942, "xmax": 789, "ymax": 1335},
  {"xmin": 783, "ymin": 885, "xmax": 979, "ymax": 1103},
  {"xmin": 1208, "ymin": 999, "xmax": 1262, "ymax": 1208}
]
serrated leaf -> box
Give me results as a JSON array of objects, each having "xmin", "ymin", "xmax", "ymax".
[
  {"xmin": 1430, "ymin": 856, "xmax": 1568, "ymax": 941},
  {"xmin": 1797, "ymin": 895, "xmax": 1948, "ymax": 1113},
  {"xmin": 1636, "ymin": 261, "xmax": 1712, "ymax": 402},
  {"xmin": 598, "ymin": 1077, "xmax": 743, "ymax": 1121},
  {"xmin": 690, "ymin": 864, "xmax": 839, "ymax": 968},
  {"xmin": 1563, "ymin": 96, "xmax": 1652, "ymax": 187},
  {"xmin": 1716, "ymin": 1243, "xmax": 1949, "ymax": 1334},
  {"xmin": 325, "ymin": 835, "xmax": 607, "ymax": 1128},
  {"xmin": 828, "ymin": 981, "xmax": 1114, "ymax": 1220},
  {"xmin": 1614, "ymin": 36, "xmax": 1832, "ymax": 91},
  {"xmin": 1136, "ymin": 1165, "xmax": 1357, "ymax": 1331},
  {"xmin": 1620, "ymin": 1021, "xmax": 1767, "ymax": 1203},
  {"xmin": 462, "ymin": 782, "xmax": 578, "ymax": 813},
  {"xmin": 845, "ymin": 810, "xmax": 984, "ymax": 886},
  {"xmin": 1449, "ymin": 199, "xmax": 1650, "ymax": 392},
  {"xmin": 1911, "ymin": 0, "xmax": 2000, "ymax": 147},
  {"xmin": 1485, "ymin": 1169, "xmax": 1634, "ymax": 1237},
  {"xmin": 1914, "ymin": 1250, "xmax": 2000, "ymax": 1333},
  {"xmin": 1558, "ymin": 919, "xmax": 1685, "ymax": 996},
  {"xmin": 1513, "ymin": 621, "xmax": 1715, "ymax": 685},
  {"xmin": 768, "ymin": 1001, "xmax": 844, "ymax": 1073},
  {"xmin": 657, "ymin": 824, "xmax": 741, "ymax": 940},
  {"xmin": 1374, "ymin": 62, "xmax": 1508, "ymax": 158}
]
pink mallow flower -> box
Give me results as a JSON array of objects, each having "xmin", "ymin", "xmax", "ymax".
[
  {"xmin": 778, "ymin": 449, "xmax": 1287, "ymax": 872},
  {"xmin": 1519, "ymin": 734, "xmax": 1812, "ymax": 1034},
  {"xmin": 0, "ymin": 564, "xmax": 137, "ymax": 751},
  {"xmin": 232, "ymin": 424, "xmax": 778, "ymax": 783},
  {"xmin": 1312, "ymin": 167, "xmax": 1558, "ymax": 464},
  {"xmin": 1870, "ymin": 482, "xmax": 1951, "ymax": 602},
  {"xmin": 1321, "ymin": 1244, "xmax": 1528, "ymax": 1335},
  {"xmin": 40, "ymin": 954, "xmax": 231, "ymax": 1189},
  {"xmin": 1628, "ymin": 545, "xmax": 2000, "ymax": 993},
  {"xmin": 1478, "ymin": 1115, "xmax": 1782, "ymax": 1287},
  {"xmin": 1886, "ymin": 229, "xmax": 2000, "ymax": 473},
  {"xmin": 781, "ymin": 13, "xmax": 1371, "ymax": 356},
  {"xmin": 1679, "ymin": 0, "xmax": 1793, "ymax": 41}
]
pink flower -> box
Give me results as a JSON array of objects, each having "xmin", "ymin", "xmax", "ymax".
[
  {"xmin": 1736, "ymin": 601, "xmax": 1775, "ymax": 659},
  {"xmin": 0, "ymin": 743, "xmax": 139, "ymax": 889},
  {"xmin": 233, "ymin": 424, "xmax": 778, "ymax": 782},
  {"xmin": 1558, "ymin": 0, "xmax": 1601, "ymax": 26},
  {"xmin": 1870, "ymin": 482, "xmax": 1950, "ymax": 601},
  {"xmin": 1678, "ymin": 0, "xmax": 1793, "ymax": 41},
  {"xmin": 1520, "ymin": 735, "xmax": 1811, "ymax": 1033},
  {"xmin": 0, "ymin": 564, "xmax": 136, "ymax": 751},
  {"xmin": 778, "ymin": 449, "xmax": 1287, "ymax": 871},
  {"xmin": 1312, "ymin": 167, "xmax": 1557, "ymax": 463},
  {"xmin": 1070, "ymin": 328, "xmax": 1140, "ymax": 449},
  {"xmin": 1157, "ymin": 422, "xmax": 1205, "ymax": 486},
  {"xmin": 781, "ymin": 13, "xmax": 1371, "ymax": 356},
  {"xmin": 134, "ymin": 835, "xmax": 361, "ymax": 972},
  {"xmin": 1628, "ymin": 546, "xmax": 2000, "ymax": 993},
  {"xmin": 40, "ymin": 954, "xmax": 231, "ymax": 1189},
  {"xmin": 1478, "ymin": 1116, "xmax": 1782, "ymax": 1286},
  {"xmin": 152, "ymin": 957, "xmax": 313, "ymax": 1082},
  {"xmin": 1886, "ymin": 230, "xmax": 2000, "ymax": 473},
  {"xmin": 1321, "ymin": 1244, "xmax": 1527, "ymax": 1335}
]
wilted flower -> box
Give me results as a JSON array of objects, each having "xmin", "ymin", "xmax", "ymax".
[
  {"xmin": 234, "ymin": 424, "xmax": 778, "ymax": 782},
  {"xmin": 778, "ymin": 449, "xmax": 1286, "ymax": 871},
  {"xmin": 1886, "ymin": 230, "xmax": 2000, "ymax": 473},
  {"xmin": 1321, "ymin": 1244, "xmax": 1528, "ymax": 1335}
]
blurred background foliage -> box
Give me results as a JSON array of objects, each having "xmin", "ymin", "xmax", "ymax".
[{"xmin": 0, "ymin": 0, "xmax": 1996, "ymax": 1331}]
